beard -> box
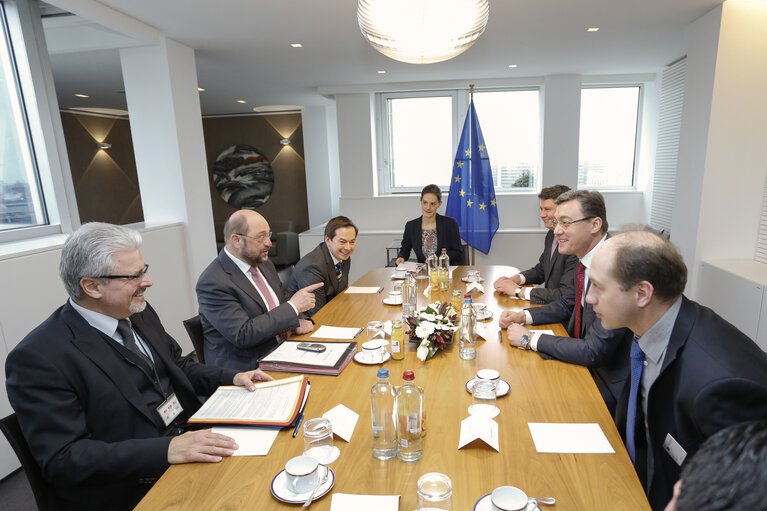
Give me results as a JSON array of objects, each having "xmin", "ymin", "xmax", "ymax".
[{"xmin": 129, "ymin": 294, "xmax": 147, "ymax": 314}]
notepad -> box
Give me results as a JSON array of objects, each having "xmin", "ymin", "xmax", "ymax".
[
  {"xmin": 345, "ymin": 286, "xmax": 383, "ymax": 294},
  {"xmin": 311, "ymin": 325, "xmax": 363, "ymax": 340},
  {"xmin": 528, "ymin": 422, "xmax": 615, "ymax": 454}
]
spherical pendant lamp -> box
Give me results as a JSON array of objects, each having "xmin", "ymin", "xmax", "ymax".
[{"xmin": 357, "ymin": 0, "xmax": 489, "ymax": 64}]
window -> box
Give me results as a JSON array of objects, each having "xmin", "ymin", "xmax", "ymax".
[
  {"xmin": 578, "ymin": 86, "xmax": 641, "ymax": 189},
  {"xmin": 0, "ymin": 2, "xmax": 47, "ymax": 231},
  {"xmin": 377, "ymin": 88, "xmax": 540, "ymax": 194}
]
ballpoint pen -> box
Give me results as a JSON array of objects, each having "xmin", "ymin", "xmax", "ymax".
[
  {"xmin": 498, "ymin": 330, "xmax": 503, "ymax": 343},
  {"xmin": 292, "ymin": 411, "xmax": 305, "ymax": 438}
]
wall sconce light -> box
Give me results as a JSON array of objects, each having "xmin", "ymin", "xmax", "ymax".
[
  {"xmin": 280, "ymin": 138, "xmax": 291, "ymax": 145},
  {"xmin": 97, "ymin": 142, "xmax": 112, "ymax": 150}
]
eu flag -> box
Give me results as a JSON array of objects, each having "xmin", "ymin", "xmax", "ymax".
[{"xmin": 446, "ymin": 100, "xmax": 499, "ymax": 254}]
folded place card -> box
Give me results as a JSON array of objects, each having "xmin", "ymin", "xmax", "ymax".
[
  {"xmin": 459, "ymin": 415, "xmax": 499, "ymax": 451},
  {"xmin": 330, "ymin": 493, "xmax": 400, "ymax": 510},
  {"xmin": 323, "ymin": 404, "xmax": 359, "ymax": 442},
  {"xmin": 466, "ymin": 281, "xmax": 484, "ymax": 294},
  {"xmin": 528, "ymin": 422, "xmax": 615, "ymax": 454}
]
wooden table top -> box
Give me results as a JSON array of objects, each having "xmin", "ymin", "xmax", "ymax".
[{"xmin": 136, "ymin": 265, "xmax": 650, "ymax": 510}]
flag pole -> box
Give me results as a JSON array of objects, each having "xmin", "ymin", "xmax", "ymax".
[{"xmin": 469, "ymin": 83, "xmax": 474, "ymax": 101}]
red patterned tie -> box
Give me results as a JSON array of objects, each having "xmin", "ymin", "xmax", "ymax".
[
  {"xmin": 249, "ymin": 266, "xmax": 278, "ymax": 311},
  {"xmin": 574, "ymin": 263, "xmax": 586, "ymax": 338}
]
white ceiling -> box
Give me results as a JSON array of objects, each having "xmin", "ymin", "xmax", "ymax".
[{"xmin": 44, "ymin": 0, "xmax": 724, "ymax": 116}]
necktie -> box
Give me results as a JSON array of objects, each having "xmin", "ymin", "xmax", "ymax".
[
  {"xmin": 249, "ymin": 266, "xmax": 278, "ymax": 311},
  {"xmin": 626, "ymin": 337, "xmax": 645, "ymax": 464},
  {"xmin": 335, "ymin": 262, "xmax": 342, "ymax": 282},
  {"xmin": 116, "ymin": 319, "xmax": 153, "ymax": 367},
  {"xmin": 573, "ymin": 263, "xmax": 586, "ymax": 337},
  {"xmin": 550, "ymin": 237, "xmax": 558, "ymax": 259}
]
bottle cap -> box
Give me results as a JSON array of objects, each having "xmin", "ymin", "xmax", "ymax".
[
  {"xmin": 403, "ymin": 370, "xmax": 415, "ymax": 381},
  {"xmin": 377, "ymin": 368, "xmax": 389, "ymax": 378}
]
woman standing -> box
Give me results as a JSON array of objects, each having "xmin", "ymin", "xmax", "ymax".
[{"xmin": 395, "ymin": 184, "xmax": 463, "ymax": 265}]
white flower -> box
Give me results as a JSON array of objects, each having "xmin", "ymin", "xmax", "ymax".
[
  {"xmin": 415, "ymin": 322, "xmax": 436, "ymax": 339},
  {"xmin": 419, "ymin": 312, "xmax": 436, "ymax": 322},
  {"xmin": 435, "ymin": 314, "xmax": 444, "ymax": 321},
  {"xmin": 416, "ymin": 344, "xmax": 429, "ymax": 361}
]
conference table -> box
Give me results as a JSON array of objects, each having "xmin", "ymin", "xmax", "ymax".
[{"xmin": 136, "ymin": 266, "xmax": 651, "ymax": 510}]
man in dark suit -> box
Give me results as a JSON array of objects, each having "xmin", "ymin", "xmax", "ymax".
[
  {"xmin": 196, "ymin": 209, "xmax": 322, "ymax": 369},
  {"xmin": 287, "ymin": 216, "xmax": 357, "ymax": 318},
  {"xmin": 586, "ymin": 231, "xmax": 767, "ymax": 511},
  {"xmin": 494, "ymin": 184, "xmax": 577, "ymax": 304},
  {"xmin": 500, "ymin": 190, "xmax": 632, "ymax": 414},
  {"xmin": 5, "ymin": 222, "xmax": 273, "ymax": 511}
]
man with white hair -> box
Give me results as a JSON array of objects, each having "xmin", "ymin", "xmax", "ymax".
[{"xmin": 6, "ymin": 222, "xmax": 272, "ymax": 510}]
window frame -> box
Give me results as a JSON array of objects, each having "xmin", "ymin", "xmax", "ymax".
[
  {"xmin": 577, "ymin": 84, "xmax": 644, "ymax": 191},
  {"xmin": 375, "ymin": 86, "xmax": 542, "ymax": 196},
  {"xmin": 0, "ymin": 0, "xmax": 76, "ymax": 244}
]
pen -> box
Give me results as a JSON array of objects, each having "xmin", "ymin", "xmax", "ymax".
[
  {"xmin": 292, "ymin": 412, "xmax": 304, "ymax": 438},
  {"xmin": 498, "ymin": 329, "xmax": 502, "ymax": 343}
]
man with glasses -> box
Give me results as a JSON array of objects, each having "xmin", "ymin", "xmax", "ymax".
[
  {"xmin": 499, "ymin": 190, "xmax": 632, "ymax": 414},
  {"xmin": 493, "ymin": 184, "xmax": 577, "ymax": 304},
  {"xmin": 196, "ymin": 209, "xmax": 322, "ymax": 369},
  {"xmin": 287, "ymin": 216, "xmax": 357, "ymax": 318},
  {"xmin": 5, "ymin": 222, "xmax": 274, "ymax": 510}
]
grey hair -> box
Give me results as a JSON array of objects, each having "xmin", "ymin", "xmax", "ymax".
[{"xmin": 59, "ymin": 222, "xmax": 143, "ymax": 300}]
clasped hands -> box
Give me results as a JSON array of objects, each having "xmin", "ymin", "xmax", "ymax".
[
  {"xmin": 499, "ymin": 310, "xmax": 530, "ymax": 349},
  {"xmin": 493, "ymin": 274, "xmax": 522, "ymax": 296},
  {"xmin": 167, "ymin": 369, "xmax": 273, "ymax": 464}
]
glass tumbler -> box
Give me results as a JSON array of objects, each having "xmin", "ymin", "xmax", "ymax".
[
  {"xmin": 468, "ymin": 379, "xmax": 499, "ymax": 419},
  {"xmin": 416, "ymin": 472, "xmax": 452, "ymax": 510},
  {"xmin": 303, "ymin": 417, "xmax": 339, "ymax": 465}
]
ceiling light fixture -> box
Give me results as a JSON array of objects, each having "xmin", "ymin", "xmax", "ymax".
[
  {"xmin": 290, "ymin": 43, "xmax": 303, "ymax": 48},
  {"xmin": 587, "ymin": 27, "xmax": 599, "ymax": 32},
  {"xmin": 198, "ymin": 87, "xmax": 206, "ymax": 92},
  {"xmin": 74, "ymin": 93, "xmax": 89, "ymax": 98},
  {"xmin": 508, "ymin": 64, "xmax": 517, "ymax": 68},
  {"xmin": 357, "ymin": 0, "xmax": 489, "ymax": 64},
  {"xmin": 236, "ymin": 100, "xmax": 247, "ymax": 104},
  {"xmin": 377, "ymin": 70, "xmax": 386, "ymax": 74}
]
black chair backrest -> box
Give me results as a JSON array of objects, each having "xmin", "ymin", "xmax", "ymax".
[
  {"xmin": 0, "ymin": 413, "xmax": 50, "ymax": 511},
  {"xmin": 277, "ymin": 264, "xmax": 294, "ymax": 289},
  {"xmin": 182, "ymin": 315, "xmax": 206, "ymax": 364}
]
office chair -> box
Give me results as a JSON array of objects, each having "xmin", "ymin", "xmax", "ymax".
[
  {"xmin": 0, "ymin": 413, "xmax": 50, "ymax": 511},
  {"xmin": 182, "ymin": 315, "xmax": 206, "ymax": 364}
]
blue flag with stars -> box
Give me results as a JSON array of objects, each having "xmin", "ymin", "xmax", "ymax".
[{"xmin": 446, "ymin": 100, "xmax": 499, "ymax": 254}]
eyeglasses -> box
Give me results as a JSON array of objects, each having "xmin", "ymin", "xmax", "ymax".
[
  {"xmin": 550, "ymin": 216, "xmax": 596, "ymax": 229},
  {"xmin": 236, "ymin": 232, "xmax": 272, "ymax": 244},
  {"xmin": 96, "ymin": 264, "xmax": 149, "ymax": 280}
]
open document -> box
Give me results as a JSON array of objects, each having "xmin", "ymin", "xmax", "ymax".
[
  {"xmin": 259, "ymin": 341, "xmax": 357, "ymax": 376},
  {"xmin": 189, "ymin": 375, "xmax": 308, "ymax": 427}
]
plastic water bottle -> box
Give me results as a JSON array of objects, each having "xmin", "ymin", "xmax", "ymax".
[
  {"xmin": 402, "ymin": 271, "xmax": 417, "ymax": 317},
  {"xmin": 370, "ymin": 368, "xmax": 397, "ymax": 460},
  {"xmin": 427, "ymin": 251, "xmax": 439, "ymax": 290},
  {"xmin": 396, "ymin": 370, "xmax": 423, "ymax": 462},
  {"xmin": 460, "ymin": 294, "xmax": 477, "ymax": 360},
  {"xmin": 438, "ymin": 248, "xmax": 449, "ymax": 290}
]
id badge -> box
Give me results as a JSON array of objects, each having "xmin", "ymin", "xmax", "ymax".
[
  {"xmin": 156, "ymin": 393, "xmax": 183, "ymax": 427},
  {"xmin": 663, "ymin": 433, "xmax": 687, "ymax": 466}
]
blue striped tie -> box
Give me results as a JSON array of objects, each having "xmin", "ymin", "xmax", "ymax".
[
  {"xmin": 626, "ymin": 336, "xmax": 644, "ymax": 464},
  {"xmin": 335, "ymin": 262, "xmax": 342, "ymax": 282}
]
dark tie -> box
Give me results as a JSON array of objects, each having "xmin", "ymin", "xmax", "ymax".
[
  {"xmin": 116, "ymin": 319, "xmax": 153, "ymax": 367},
  {"xmin": 335, "ymin": 262, "xmax": 342, "ymax": 282},
  {"xmin": 574, "ymin": 263, "xmax": 586, "ymax": 337},
  {"xmin": 249, "ymin": 266, "xmax": 278, "ymax": 310},
  {"xmin": 626, "ymin": 337, "xmax": 645, "ymax": 464}
]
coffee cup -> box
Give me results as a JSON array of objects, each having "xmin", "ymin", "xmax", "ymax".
[
  {"xmin": 491, "ymin": 486, "xmax": 528, "ymax": 511},
  {"xmin": 387, "ymin": 290, "xmax": 402, "ymax": 304},
  {"xmin": 361, "ymin": 339, "xmax": 385, "ymax": 362},
  {"xmin": 284, "ymin": 455, "xmax": 319, "ymax": 494},
  {"xmin": 472, "ymin": 303, "xmax": 487, "ymax": 316}
]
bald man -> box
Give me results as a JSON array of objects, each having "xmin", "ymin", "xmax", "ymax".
[
  {"xmin": 196, "ymin": 210, "xmax": 322, "ymax": 369},
  {"xmin": 586, "ymin": 231, "xmax": 767, "ymax": 510}
]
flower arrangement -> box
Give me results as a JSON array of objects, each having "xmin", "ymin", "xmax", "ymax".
[{"xmin": 405, "ymin": 301, "xmax": 458, "ymax": 361}]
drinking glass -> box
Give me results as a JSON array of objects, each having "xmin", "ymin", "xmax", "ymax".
[
  {"xmin": 468, "ymin": 380, "xmax": 499, "ymax": 418},
  {"xmin": 303, "ymin": 417, "xmax": 339, "ymax": 464},
  {"xmin": 416, "ymin": 472, "xmax": 452, "ymax": 510},
  {"xmin": 367, "ymin": 321, "xmax": 385, "ymax": 342}
]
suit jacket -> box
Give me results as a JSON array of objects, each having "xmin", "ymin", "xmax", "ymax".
[
  {"xmin": 397, "ymin": 213, "xmax": 463, "ymax": 264},
  {"xmin": 529, "ymin": 256, "xmax": 632, "ymax": 416},
  {"xmin": 520, "ymin": 229, "xmax": 578, "ymax": 305},
  {"xmin": 4, "ymin": 302, "xmax": 237, "ymax": 511},
  {"xmin": 614, "ymin": 296, "xmax": 767, "ymax": 511},
  {"xmin": 286, "ymin": 242, "xmax": 349, "ymax": 317},
  {"xmin": 196, "ymin": 250, "xmax": 300, "ymax": 370}
]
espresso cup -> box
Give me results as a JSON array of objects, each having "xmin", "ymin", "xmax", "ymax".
[
  {"xmin": 284, "ymin": 455, "xmax": 319, "ymax": 494},
  {"xmin": 472, "ymin": 303, "xmax": 487, "ymax": 316},
  {"xmin": 361, "ymin": 340, "xmax": 385, "ymax": 362},
  {"xmin": 491, "ymin": 486, "xmax": 528, "ymax": 511},
  {"xmin": 388, "ymin": 290, "xmax": 402, "ymax": 304}
]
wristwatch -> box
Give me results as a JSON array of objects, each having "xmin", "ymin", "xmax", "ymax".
[
  {"xmin": 514, "ymin": 287, "xmax": 522, "ymax": 298},
  {"xmin": 519, "ymin": 332, "xmax": 531, "ymax": 350}
]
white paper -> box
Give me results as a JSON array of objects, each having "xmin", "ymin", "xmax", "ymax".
[
  {"xmin": 475, "ymin": 322, "xmax": 499, "ymax": 341},
  {"xmin": 345, "ymin": 286, "xmax": 382, "ymax": 294},
  {"xmin": 458, "ymin": 415, "xmax": 500, "ymax": 451},
  {"xmin": 530, "ymin": 329, "xmax": 555, "ymax": 336},
  {"xmin": 191, "ymin": 376, "xmax": 304, "ymax": 422},
  {"xmin": 211, "ymin": 426, "xmax": 280, "ymax": 456},
  {"xmin": 311, "ymin": 325, "xmax": 363, "ymax": 340},
  {"xmin": 322, "ymin": 404, "xmax": 359, "ymax": 442},
  {"xmin": 396, "ymin": 261, "xmax": 421, "ymax": 272},
  {"xmin": 261, "ymin": 341, "xmax": 351, "ymax": 367},
  {"xmin": 528, "ymin": 422, "xmax": 615, "ymax": 454},
  {"xmin": 330, "ymin": 493, "xmax": 400, "ymax": 511}
]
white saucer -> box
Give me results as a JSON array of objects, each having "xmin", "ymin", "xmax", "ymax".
[
  {"xmin": 462, "ymin": 276, "xmax": 485, "ymax": 283},
  {"xmin": 391, "ymin": 273, "xmax": 407, "ymax": 280},
  {"xmin": 476, "ymin": 310, "xmax": 493, "ymax": 321},
  {"xmin": 466, "ymin": 378, "xmax": 511, "ymax": 397},
  {"xmin": 474, "ymin": 494, "xmax": 538, "ymax": 511},
  {"xmin": 271, "ymin": 466, "xmax": 335, "ymax": 504},
  {"xmin": 382, "ymin": 297, "xmax": 402, "ymax": 305},
  {"xmin": 354, "ymin": 351, "xmax": 391, "ymax": 365}
]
